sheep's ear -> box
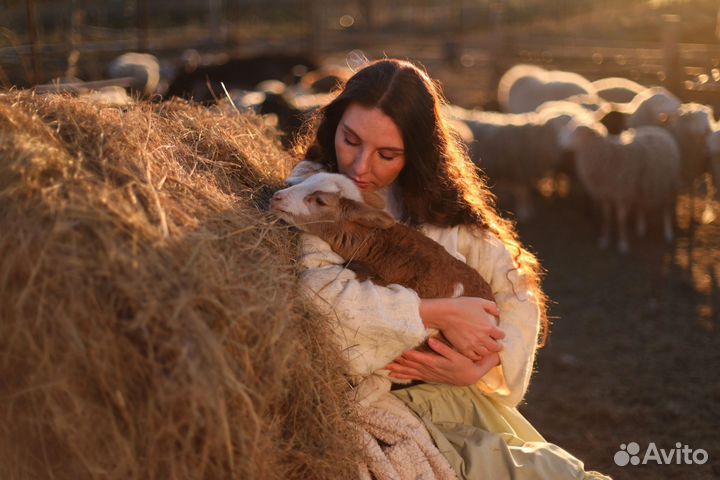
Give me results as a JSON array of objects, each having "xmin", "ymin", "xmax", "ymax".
[
  {"xmin": 361, "ymin": 191, "xmax": 386, "ymax": 209},
  {"xmin": 342, "ymin": 199, "xmax": 395, "ymax": 229}
]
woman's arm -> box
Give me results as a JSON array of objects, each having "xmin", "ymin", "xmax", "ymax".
[
  {"xmin": 298, "ymin": 233, "xmax": 431, "ymax": 376},
  {"xmin": 460, "ymin": 227, "xmax": 541, "ymax": 407}
]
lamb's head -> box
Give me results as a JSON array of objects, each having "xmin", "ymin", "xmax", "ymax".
[{"xmin": 271, "ymin": 172, "xmax": 393, "ymax": 230}]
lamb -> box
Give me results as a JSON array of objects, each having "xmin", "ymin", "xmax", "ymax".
[
  {"xmin": 560, "ymin": 120, "xmax": 681, "ymax": 253},
  {"xmin": 497, "ymin": 64, "xmax": 597, "ymax": 114},
  {"xmin": 591, "ymin": 77, "xmax": 646, "ymax": 104},
  {"xmin": 270, "ymin": 172, "xmax": 495, "ymax": 302}
]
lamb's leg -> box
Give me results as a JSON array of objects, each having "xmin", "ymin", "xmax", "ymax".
[
  {"xmin": 616, "ymin": 203, "xmax": 630, "ymax": 254},
  {"xmin": 598, "ymin": 200, "xmax": 611, "ymax": 250}
]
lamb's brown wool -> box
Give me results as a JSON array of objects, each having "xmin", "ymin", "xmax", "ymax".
[{"xmin": 275, "ymin": 189, "xmax": 495, "ymax": 302}]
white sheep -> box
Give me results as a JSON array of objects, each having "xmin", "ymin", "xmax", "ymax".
[
  {"xmin": 623, "ymin": 86, "xmax": 682, "ymax": 128},
  {"xmin": 665, "ymin": 103, "xmax": 715, "ymax": 183},
  {"xmin": 560, "ymin": 121, "xmax": 681, "ymax": 253},
  {"xmin": 497, "ymin": 64, "xmax": 597, "ymax": 114},
  {"xmin": 109, "ymin": 52, "xmax": 160, "ymax": 97},
  {"xmin": 447, "ymin": 103, "xmax": 595, "ymax": 221},
  {"xmin": 591, "ymin": 77, "xmax": 646, "ymax": 104},
  {"xmin": 705, "ymin": 127, "xmax": 720, "ymax": 222}
]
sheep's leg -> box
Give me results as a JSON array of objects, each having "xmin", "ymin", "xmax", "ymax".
[
  {"xmin": 663, "ymin": 206, "xmax": 675, "ymax": 244},
  {"xmin": 598, "ymin": 201, "xmax": 611, "ymax": 250},
  {"xmin": 616, "ymin": 203, "xmax": 630, "ymax": 254},
  {"xmin": 701, "ymin": 173, "xmax": 717, "ymax": 224},
  {"xmin": 636, "ymin": 210, "xmax": 647, "ymax": 238},
  {"xmin": 514, "ymin": 185, "xmax": 533, "ymax": 222}
]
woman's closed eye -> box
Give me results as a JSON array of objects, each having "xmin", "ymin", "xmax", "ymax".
[
  {"xmin": 378, "ymin": 150, "xmax": 398, "ymax": 161},
  {"xmin": 343, "ymin": 134, "xmax": 360, "ymax": 147}
]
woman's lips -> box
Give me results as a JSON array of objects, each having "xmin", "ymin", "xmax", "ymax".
[{"xmin": 352, "ymin": 179, "xmax": 371, "ymax": 190}]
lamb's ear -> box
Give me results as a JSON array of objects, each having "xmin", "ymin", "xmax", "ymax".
[
  {"xmin": 342, "ymin": 199, "xmax": 395, "ymax": 229},
  {"xmin": 361, "ymin": 190, "xmax": 386, "ymax": 209}
]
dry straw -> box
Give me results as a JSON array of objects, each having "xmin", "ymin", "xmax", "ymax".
[{"xmin": 0, "ymin": 91, "xmax": 360, "ymax": 479}]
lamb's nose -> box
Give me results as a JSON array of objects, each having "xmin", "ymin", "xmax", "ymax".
[{"xmin": 271, "ymin": 191, "xmax": 284, "ymax": 206}]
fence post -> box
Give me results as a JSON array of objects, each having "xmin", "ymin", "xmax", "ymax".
[
  {"xmin": 306, "ymin": 0, "xmax": 320, "ymax": 55},
  {"xmin": 66, "ymin": 1, "xmax": 83, "ymax": 80},
  {"xmin": 136, "ymin": 0, "xmax": 149, "ymax": 52},
  {"xmin": 489, "ymin": 1, "xmax": 506, "ymax": 88},
  {"xmin": 209, "ymin": 0, "xmax": 225, "ymax": 45},
  {"xmin": 662, "ymin": 14, "xmax": 683, "ymax": 97},
  {"xmin": 25, "ymin": 0, "xmax": 40, "ymax": 84}
]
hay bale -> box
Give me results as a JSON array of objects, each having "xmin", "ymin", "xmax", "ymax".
[{"xmin": 0, "ymin": 91, "xmax": 359, "ymax": 479}]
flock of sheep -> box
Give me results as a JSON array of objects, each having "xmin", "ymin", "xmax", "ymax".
[
  {"xmin": 103, "ymin": 53, "xmax": 720, "ymax": 254},
  {"xmin": 449, "ymin": 64, "xmax": 719, "ymax": 254}
]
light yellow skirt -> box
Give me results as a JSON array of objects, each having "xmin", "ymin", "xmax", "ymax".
[{"xmin": 391, "ymin": 383, "xmax": 612, "ymax": 480}]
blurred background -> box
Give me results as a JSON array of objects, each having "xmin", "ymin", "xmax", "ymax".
[{"xmin": 1, "ymin": 1, "xmax": 719, "ymax": 478}]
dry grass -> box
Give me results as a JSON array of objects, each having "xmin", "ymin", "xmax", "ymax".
[{"xmin": 0, "ymin": 91, "xmax": 359, "ymax": 479}]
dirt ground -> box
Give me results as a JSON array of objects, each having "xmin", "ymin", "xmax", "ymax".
[{"xmin": 511, "ymin": 189, "xmax": 720, "ymax": 480}]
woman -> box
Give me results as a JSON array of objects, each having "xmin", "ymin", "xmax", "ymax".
[{"xmin": 289, "ymin": 59, "xmax": 610, "ymax": 480}]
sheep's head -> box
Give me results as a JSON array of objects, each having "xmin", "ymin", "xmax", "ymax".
[
  {"xmin": 271, "ymin": 172, "xmax": 392, "ymax": 230},
  {"xmin": 559, "ymin": 119, "xmax": 605, "ymax": 151}
]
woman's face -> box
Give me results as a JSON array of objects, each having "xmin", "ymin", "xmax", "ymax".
[{"xmin": 334, "ymin": 102, "xmax": 406, "ymax": 192}]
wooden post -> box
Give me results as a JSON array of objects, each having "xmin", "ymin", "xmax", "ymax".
[
  {"xmin": 361, "ymin": 0, "xmax": 373, "ymax": 32},
  {"xmin": 66, "ymin": 1, "xmax": 83, "ymax": 80},
  {"xmin": 209, "ymin": 0, "xmax": 225, "ymax": 45},
  {"xmin": 489, "ymin": 1, "xmax": 506, "ymax": 88},
  {"xmin": 662, "ymin": 14, "xmax": 683, "ymax": 98},
  {"xmin": 306, "ymin": 0, "xmax": 319, "ymax": 55},
  {"xmin": 136, "ymin": 0, "xmax": 149, "ymax": 52},
  {"xmin": 25, "ymin": 0, "xmax": 40, "ymax": 84}
]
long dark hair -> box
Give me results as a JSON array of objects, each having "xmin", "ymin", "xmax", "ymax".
[{"xmin": 296, "ymin": 59, "xmax": 550, "ymax": 346}]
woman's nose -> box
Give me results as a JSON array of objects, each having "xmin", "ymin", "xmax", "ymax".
[{"xmin": 351, "ymin": 148, "xmax": 371, "ymax": 176}]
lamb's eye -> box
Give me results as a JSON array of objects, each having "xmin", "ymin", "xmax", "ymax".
[{"xmin": 315, "ymin": 196, "xmax": 327, "ymax": 206}]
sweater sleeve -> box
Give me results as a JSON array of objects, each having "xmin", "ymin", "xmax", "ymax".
[
  {"xmin": 298, "ymin": 233, "xmax": 430, "ymax": 378},
  {"xmin": 458, "ymin": 227, "xmax": 541, "ymax": 408}
]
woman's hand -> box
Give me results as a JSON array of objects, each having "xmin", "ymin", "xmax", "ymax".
[
  {"xmin": 386, "ymin": 337, "xmax": 500, "ymax": 386},
  {"xmin": 420, "ymin": 296, "xmax": 505, "ymax": 361}
]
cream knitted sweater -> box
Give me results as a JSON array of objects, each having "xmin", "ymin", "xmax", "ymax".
[{"xmin": 291, "ymin": 162, "xmax": 541, "ymax": 408}]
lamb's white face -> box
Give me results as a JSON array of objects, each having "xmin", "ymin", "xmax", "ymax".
[{"xmin": 270, "ymin": 172, "xmax": 362, "ymax": 226}]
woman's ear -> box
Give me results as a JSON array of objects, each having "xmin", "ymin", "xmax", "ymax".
[
  {"xmin": 361, "ymin": 191, "xmax": 386, "ymax": 210},
  {"xmin": 341, "ymin": 199, "xmax": 395, "ymax": 229}
]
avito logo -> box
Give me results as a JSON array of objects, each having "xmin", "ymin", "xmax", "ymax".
[{"xmin": 614, "ymin": 442, "xmax": 709, "ymax": 466}]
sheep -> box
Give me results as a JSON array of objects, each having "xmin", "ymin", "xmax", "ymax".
[
  {"xmin": 78, "ymin": 86, "xmax": 133, "ymax": 106},
  {"xmin": 592, "ymin": 77, "xmax": 646, "ymax": 104},
  {"xmin": 497, "ymin": 64, "xmax": 597, "ymax": 114},
  {"xmin": 109, "ymin": 52, "xmax": 160, "ymax": 97},
  {"xmin": 665, "ymin": 103, "xmax": 715, "ymax": 183},
  {"xmin": 270, "ymin": 172, "xmax": 495, "ymax": 302},
  {"xmin": 704, "ymin": 128, "xmax": 720, "ymax": 222},
  {"xmin": 623, "ymin": 86, "xmax": 682, "ymax": 128},
  {"xmin": 447, "ymin": 103, "xmax": 595, "ymax": 220},
  {"xmin": 560, "ymin": 121, "xmax": 681, "ymax": 253}
]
